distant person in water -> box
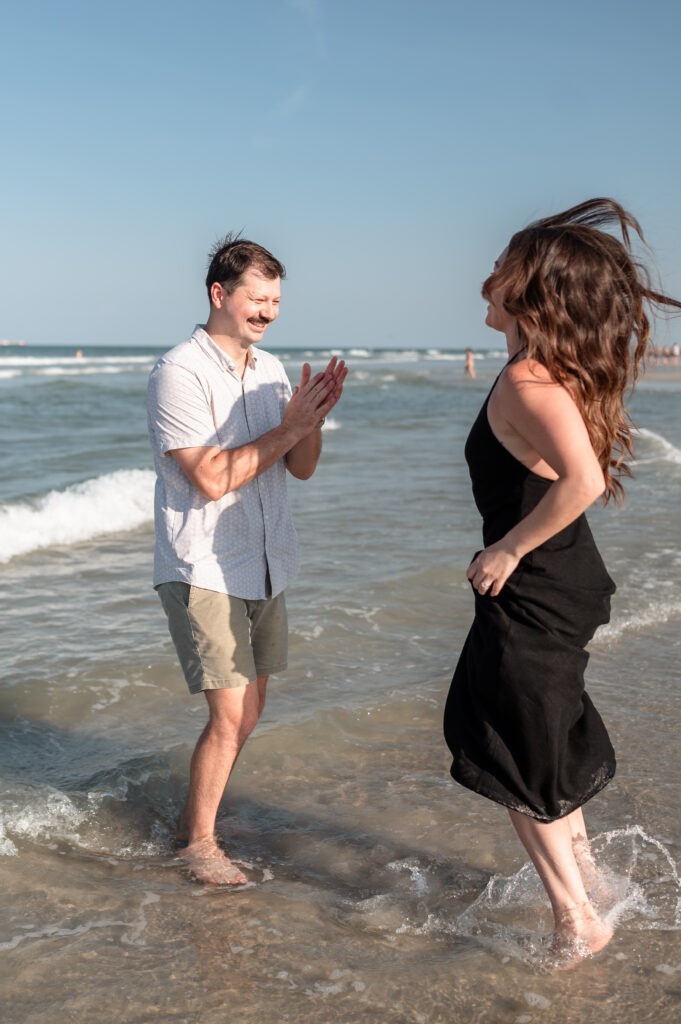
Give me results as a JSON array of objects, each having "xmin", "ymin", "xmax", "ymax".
[
  {"xmin": 464, "ymin": 348, "xmax": 476, "ymax": 379},
  {"xmin": 147, "ymin": 235, "xmax": 346, "ymax": 885},
  {"xmin": 443, "ymin": 199, "xmax": 681, "ymax": 965}
]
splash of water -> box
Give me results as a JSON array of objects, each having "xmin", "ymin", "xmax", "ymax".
[{"xmin": 454, "ymin": 826, "xmax": 680, "ymax": 968}]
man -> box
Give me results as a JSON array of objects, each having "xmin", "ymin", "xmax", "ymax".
[{"xmin": 147, "ymin": 235, "xmax": 346, "ymax": 884}]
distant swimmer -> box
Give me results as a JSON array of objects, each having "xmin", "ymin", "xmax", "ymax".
[
  {"xmin": 75, "ymin": 349, "xmax": 83, "ymax": 358},
  {"xmin": 464, "ymin": 348, "xmax": 476, "ymax": 379},
  {"xmin": 147, "ymin": 235, "xmax": 346, "ymax": 886},
  {"xmin": 443, "ymin": 198, "xmax": 681, "ymax": 967}
]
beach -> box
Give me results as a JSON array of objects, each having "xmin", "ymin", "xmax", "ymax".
[{"xmin": 0, "ymin": 345, "xmax": 680, "ymax": 1023}]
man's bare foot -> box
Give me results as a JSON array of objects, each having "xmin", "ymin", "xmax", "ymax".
[
  {"xmin": 549, "ymin": 901, "xmax": 614, "ymax": 969},
  {"xmin": 179, "ymin": 836, "xmax": 248, "ymax": 885}
]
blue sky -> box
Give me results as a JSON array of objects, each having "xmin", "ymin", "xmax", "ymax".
[{"xmin": 1, "ymin": 0, "xmax": 680, "ymax": 349}]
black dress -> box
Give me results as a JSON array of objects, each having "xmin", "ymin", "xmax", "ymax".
[{"xmin": 443, "ymin": 377, "xmax": 616, "ymax": 822}]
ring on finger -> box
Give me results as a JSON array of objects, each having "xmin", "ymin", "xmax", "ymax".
[{"xmin": 479, "ymin": 581, "xmax": 490, "ymax": 591}]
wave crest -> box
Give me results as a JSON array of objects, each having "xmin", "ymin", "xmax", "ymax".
[
  {"xmin": 0, "ymin": 469, "xmax": 155, "ymax": 563},
  {"xmin": 636, "ymin": 427, "xmax": 681, "ymax": 465}
]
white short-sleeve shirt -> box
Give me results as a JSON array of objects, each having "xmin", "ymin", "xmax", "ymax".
[{"xmin": 147, "ymin": 326, "xmax": 299, "ymax": 599}]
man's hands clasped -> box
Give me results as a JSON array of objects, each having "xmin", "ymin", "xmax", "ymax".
[{"xmin": 284, "ymin": 356, "xmax": 347, "ymax": 437}]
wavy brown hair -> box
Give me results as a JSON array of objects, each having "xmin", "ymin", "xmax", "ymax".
[{"xmin": 482, "ymin": 198, "xmax": 681, "ymax": 502}]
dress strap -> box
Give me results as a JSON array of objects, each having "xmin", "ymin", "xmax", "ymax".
[
  {"xmin": 503, "ymin": 346, "xmax": 527, "ymax": 369},
  {"xmin": 485, "ymin": 347, "xmax": 528, "ymax": 406}
]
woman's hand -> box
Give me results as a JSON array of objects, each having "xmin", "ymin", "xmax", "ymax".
[
  {"xmin": 466, "ymin": 542, "xmax": 520, "ymax": 597},
  {"xmin": 464, "ymin": 357, "xmax": 606, "ymax": 599}
]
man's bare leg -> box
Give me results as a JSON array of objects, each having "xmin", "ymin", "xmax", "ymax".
[
  {"xmin": 176, "ymin": 675, "xmax": 268, "ymax": 884},
  {"xmin": 508, "ymin": 809, "xmax": 613, "ymax": 964}
]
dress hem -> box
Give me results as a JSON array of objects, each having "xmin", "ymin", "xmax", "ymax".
[{"xmin": 449, "ymin": 762, "xmax": 616, "ymax": 824}]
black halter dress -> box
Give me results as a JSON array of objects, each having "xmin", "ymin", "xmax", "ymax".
[{"xmin": 443, "ymin": 375, "xmax": 616, "ymax": 822}]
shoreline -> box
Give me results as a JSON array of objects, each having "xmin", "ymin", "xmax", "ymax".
[{"xmin": 640, "ymin": 362, "xmax": 681, "ymax": 382}]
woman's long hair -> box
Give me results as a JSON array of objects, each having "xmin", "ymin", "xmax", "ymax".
[{"xmin": 482, "ymin": 198, "xmax": 681, "ymax": 502}]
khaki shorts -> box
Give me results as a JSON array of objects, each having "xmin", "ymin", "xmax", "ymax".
[{"xmin": 157, "ymin": 582, "xmax": 288, "ymax": 694}]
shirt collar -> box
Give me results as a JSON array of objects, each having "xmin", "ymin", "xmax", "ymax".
[{"xmin": 191, "ymin": 325, "xmax": 258, "ymax": 377}]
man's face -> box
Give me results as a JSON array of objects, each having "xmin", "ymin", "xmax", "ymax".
[{"xmin": 214, "ymin": 268, "xmax": 281, "ymax": 346}]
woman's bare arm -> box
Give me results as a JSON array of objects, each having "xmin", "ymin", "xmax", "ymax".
[{"xmin": 467, "ymin": 360, "xmax": 605, "ymax": 596}]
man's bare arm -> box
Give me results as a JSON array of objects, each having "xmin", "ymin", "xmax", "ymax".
[{"xmin": 170, "ymin": 371, "xmax": 336, "ymax": 501}]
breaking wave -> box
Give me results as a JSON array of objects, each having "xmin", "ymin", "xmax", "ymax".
[
  {"xmin": 636, "ymin": 427, "xmax": 681, "ymax": 465},
  {"xmin": 0, "ymin": 469, "xmax": 155, "ymax": 562}
]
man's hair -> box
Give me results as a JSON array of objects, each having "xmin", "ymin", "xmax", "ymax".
[{"xmin": 205, "ymin": 233, "xmax": 285, "ymax": 300}]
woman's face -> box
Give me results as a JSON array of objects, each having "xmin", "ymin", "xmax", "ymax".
[{"xmin": 484, "ymin": 247, "xmax": 515, "ymax": 334}]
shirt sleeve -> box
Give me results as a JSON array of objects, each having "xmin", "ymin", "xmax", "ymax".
[{"xmin": 147, "ymin": 361, "xmax": 220, "ymax": 454}]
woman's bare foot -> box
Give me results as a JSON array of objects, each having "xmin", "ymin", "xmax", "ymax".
[
  {"xmin": 179, "ymin": 836, "xmax": 248, "ymax": 885},
  {"xmin": 549, "ymin": 901, "xmax": 613, "ymax": 969}
]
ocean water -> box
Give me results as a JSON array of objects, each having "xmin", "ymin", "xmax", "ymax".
[{"xmin": 0, "ymin": 343, "xmax": 680, "ymax": 1023}]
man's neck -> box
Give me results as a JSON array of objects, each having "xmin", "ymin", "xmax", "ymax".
[{"xmin": 203, "ymin": 318, "xmax": 251, "ymax": 375}]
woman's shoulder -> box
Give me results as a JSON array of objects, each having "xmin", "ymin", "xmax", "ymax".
[
  {"xmin": 496, "ymin": 355, "xmax": 574, "ymax": 417},
  {"xmin": 503, "ymin": 355, "xmax": 554, "ymax": 386}
]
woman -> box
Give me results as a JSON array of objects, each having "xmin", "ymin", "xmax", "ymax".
[{"xmin": 443, "ymin": 198, "xmax": 681, "ymax": 965}]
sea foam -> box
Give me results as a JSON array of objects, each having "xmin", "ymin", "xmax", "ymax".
[
  {"xmin": 636, "ymin": 427, "xmax": 681, "ymax": 465},
  {"xmin": 0, "ymin": 469, "xmax": 155, "ymax": 562},
  {"xmin": 0, "ymin": 354, "xmax": 156, "ymax": 367},
  {"xmin": 595, "ymin": 596, "xmax": 681, "ymax": 642},
  {"xmin": 0, "ymin": 354, "xmax": 156, "ymax": 380}
]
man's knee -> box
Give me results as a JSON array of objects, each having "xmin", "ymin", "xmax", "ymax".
[{"xmin": 204, "ymin": 678, "xmax": 265, "ymax": 743}]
